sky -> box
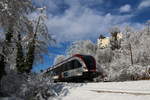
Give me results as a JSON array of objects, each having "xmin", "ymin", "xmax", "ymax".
[{"xmin": 32, "ymin": 0, "xmax": 150, "ymax": 72}]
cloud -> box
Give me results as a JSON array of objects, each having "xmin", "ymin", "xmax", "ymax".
[
  {"xmin": 120, "ymin": 4, "xmax": 131, "ymax": 13},
  {"xmin": 46, "ymin": 7, "xmax": 132, "ymax": 42},
  {"xmin": 138, "ymin": 0, "xmax": 150, "ymax": 9},
  {"xmin": 64, "ymin": 0, "xmax": 104, "ymax": 7},
  {"xmin": 31, "ymin": 0, "xmax": 144, "ymax": 43}
]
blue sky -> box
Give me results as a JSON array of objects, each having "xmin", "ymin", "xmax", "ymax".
[{"xmin": 32, "ymin": 0, "xmax": 150, "ymax": 72}]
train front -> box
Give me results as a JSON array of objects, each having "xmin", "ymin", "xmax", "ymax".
[{"xmin": 74, "ymin": 54, "xmax": 99, "ymax": 81}]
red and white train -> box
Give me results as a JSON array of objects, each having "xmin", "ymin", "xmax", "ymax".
[{"xmin": 43, "ymin": 54, "xmax": 99, "ymax": 82}]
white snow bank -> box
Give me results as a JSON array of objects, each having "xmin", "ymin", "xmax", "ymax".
[{"xmin": 59, "ymin": 80, "xmax": 150, "ymax": 100}]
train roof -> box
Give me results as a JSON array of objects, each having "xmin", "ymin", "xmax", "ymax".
[{"xmin": 42, "ymin": 54, "xmax": 95, "ymax": 73}]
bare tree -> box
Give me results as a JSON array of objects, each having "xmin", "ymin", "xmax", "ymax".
[
  {"xmin": 21, "ymin": 8, "xmax": 55, "ymax": 73},
  {"xmin": 146, "ymin": 20, "xmax": 150, "ymax": 35},
  {"xmin": 129, "ymin": 43, "xmax": 133, "ymax": 66},
  {"xmin": 67, "ymin": 40, "xmax": 96, "ymax": 56},
  {"xmin": 109, "ymin": 27, "xmax": 121, "ymax": 50},
  {"xmin": 0, "ymin": 0, "xmax": 33, "ymax": 94}
]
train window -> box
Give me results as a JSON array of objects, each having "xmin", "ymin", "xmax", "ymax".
[
  {"xmin": 52, "ymin": 68, "xmax": 58, "ymax": 75},
  {"xmin": 70, "ymin": 60, "xmax": 74, "ymax": 70},
  {"xmin": 51, "ymin": 59, "xmax": 82, "ymax": 74},
  {"xmin": 54, "ymin": 65, "xmax": 63, "ymax": 75},
  {"xmin": 61, "ymin": 63, "xmax": 68, "ymax": 72},
  {"xmin": 74, "ymin": 60, "xmax": 82, "ymax": 68},
  {"xmin": 55, "ymin": 68, "xmax": 59, "ymax": 75},
  {"xmin": 66, "ymin": 62, "xmax": 71, "ymax": 70},
  {"xmin": 58, "ymin": 67, "xmax": 62, "ymax": 73},
  {"xmin": 61, "ymin": 64, "xmax": 65, "ymax": 72},
  {"xmin": 82, "ymin": 56, "xmax": 95, "ymax": 70},
  {"xmin": 67, "ymin": 60, "xmax": 82, "ymax": 70}
]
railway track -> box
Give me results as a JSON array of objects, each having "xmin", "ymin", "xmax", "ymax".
[{"xmin": 91, "ymin": 90, "xmax": 150, "ymax": 96}]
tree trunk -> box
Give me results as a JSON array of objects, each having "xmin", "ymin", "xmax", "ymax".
[
  {"xmin": 16, "ymin": 34, "xmax": 25, "ymax": 73},
  {"xmin": 24, "ymin": 34, "xmax": 36, "ymax": 73},
  {"xmin": 0, "ymin": 27, "xmax": 13, "ymax": 92},
  {"xmin": 0, "ymin": 54, "xmax": 6, "ymax": 80},
  {"xmin": 24, "ymin": 16, "xmax": 41, "ymax": 73},
  {"xmin": 0, "ymin": 27, "xmax": 13, "ymax": 78},
  {"xmin": 129, "ymin": 43, "xmax": 133, "ymax": 66}
]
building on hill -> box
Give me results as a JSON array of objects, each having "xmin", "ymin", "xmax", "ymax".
[
  {"xmin": 97, "ymin": 33, "xmax": 123, "ymax": 49},
  {"xmin": 97, "ymin": 36, "xmax": 110, "ymax": 49}
]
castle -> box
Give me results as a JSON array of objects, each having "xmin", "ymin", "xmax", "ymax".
[{"xmin": 97, "ymin": 33, "xmax": 123, "ymax": 49}]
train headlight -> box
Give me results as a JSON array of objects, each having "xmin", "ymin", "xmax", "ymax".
[
  {"xmin": 53, "ymin": 76, "xmax": 59, "ymax": 79},
  {"xmin": 83, "ymin": 66, "xmax": 88, "ymax": 71}
]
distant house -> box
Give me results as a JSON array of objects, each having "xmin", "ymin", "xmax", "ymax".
[
  {"xmin": 97, "ymin": 37, "xmax": 110, "ymax": 49},
  {"xmin": 97, "ymin": 33, "xmax": 123, "ymax": 49}
]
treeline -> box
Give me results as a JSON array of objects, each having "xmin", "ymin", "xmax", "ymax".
[
  {"xmin": 55, "ymin": 23, "xmax": 150, "ymax": 81},
  {"xmin": 0, "ymin": 0, "xmax": 54, "ymax": 85}
]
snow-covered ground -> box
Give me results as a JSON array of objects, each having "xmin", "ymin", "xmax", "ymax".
[{"xmin": 58, "ymin": 80, "xmax": 150, "ymax": 100}]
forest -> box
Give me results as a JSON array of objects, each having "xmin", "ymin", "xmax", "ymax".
[{"xmin": 55, "ymin": 24, "xmax": 150, "ymax": 82}]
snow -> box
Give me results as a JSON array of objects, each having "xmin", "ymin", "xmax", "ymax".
[{"xmin": 59, "ymin": 80, "xmax": 150, "ymax": 100}]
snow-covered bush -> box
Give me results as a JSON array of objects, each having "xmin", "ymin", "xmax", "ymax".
[
  {"xmin": 126, "ymin": 65, "xmax": 150, "ymax": 80},
  {"xmin": 1, "ymin": 70, "xmax": 27, "ymax": 97},
  {"xmin": 67, "ymin": 40, "xmax": 96, "ymax": 56},
  {"xmin": 96, "ymin": 48, "xmax": 113, "ymax": 65},
  {"xmin": 17, "ymin": 74, "xmax": 56, "ymax": 100},
  {"xmin": 0, "ymin": 71, "xmax": 70, "ymax": 100}
]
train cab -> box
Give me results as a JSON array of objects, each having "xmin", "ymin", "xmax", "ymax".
[{"xmin": 44, "ymin": 54, "xmax": 99, "ymax": 82}]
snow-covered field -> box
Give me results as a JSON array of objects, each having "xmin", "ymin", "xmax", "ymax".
[{"xmin": 58, "ymin": 80, "xmax": 150, "ymax": 100}]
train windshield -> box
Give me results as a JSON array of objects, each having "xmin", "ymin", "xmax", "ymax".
[
  {"xmin": 81, "ymin": 55, "xmax": 95, "ymax": 70},
  {"xmin": 51, "ymin": 59, "xmax": 82, "ymax": 75}
]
